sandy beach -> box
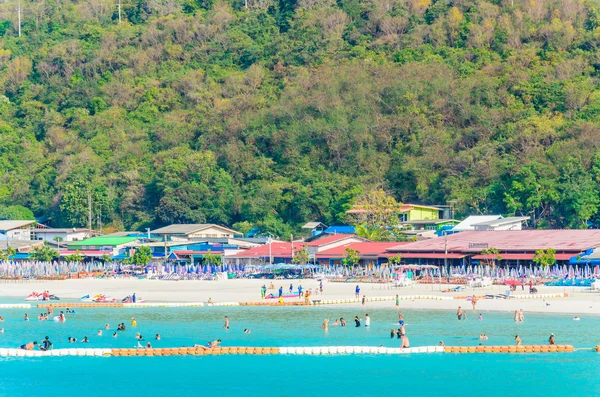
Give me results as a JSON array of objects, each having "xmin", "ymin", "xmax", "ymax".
[{"xmin": 0, "ymin": 278, "xmax": 598, "ymax": 315}]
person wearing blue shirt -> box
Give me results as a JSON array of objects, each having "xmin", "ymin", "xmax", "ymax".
[{"xmin": 278, "ymin": 286, "xmax": 283, "ymax": 297}]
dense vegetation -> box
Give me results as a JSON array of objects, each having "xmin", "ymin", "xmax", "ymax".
[{"xmin": 1, "ymin": 0, "xmax": 600, "ymax": 235}]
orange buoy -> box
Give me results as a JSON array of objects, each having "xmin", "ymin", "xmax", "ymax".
[
  {"xmin": 532, "ymin": 345, "xmax": 541, "ymax": 353},
  {"xmin": 170, "ymin": 348, "xmax": 180, "ymax": 355},
  {"xmin": 154, "ymin": 348, "xmax": 163, "ymax": 356},
  {"xmin": 136, "ymin": 349, "xmax": 147, "ymax": 356},
  {"xmin": 508, "ymin": 346, "xmax": 517, "ymax": 353},
  {"xmin": 220, "ymin": 347, "xmax": 231, "ymax": 354},
  {"xmin": 187, "ymin": 348, "xmax": 197, "ymax": 355},
  {"xmin": 492, "ymin": 346, "xmax": 501, "ymax": 353},
  {"xmin": 516, "ymin": 346, "xmax": 525, "ymax": 353},
  {"xmin": 146, "ymin": 349, "xmax": 155, "ymax": 356},
  {"xmin": 475, "ymin": 346, "xmax": 484, "ymax": 353},
  {"xmin": 262, "ymin": 348, "xmax": 270, "ymax": 355},
  {"xmin": 111, "ymin": 349, "xmax": 121, "ymax": 356},
  {"xmin": 500, "ymin": 346, "xmax": 509, "ymax": 353},
  {"xmin": 162, "ymin": 349, "xmax": 171, "ymax": 356},
  {"xmin": 459, "ymin": 347, "xmax": 468, "ymax": 353},
  {"xmin": 483, "ymin": 346, "xmax": 493, "ymax": 353},
  {"xmin": 213, "ymin": 348, "xmax": 222, "ymax": 355},
  {"xmin": 467, "ymin": 346, "xmax": 476, "ymax": 353},
  {"xmin": 194, "ymin": 348, "xmax": 205, "ymax": 355},
  {"xmin": 548, "ymin": 345, "xmax": 558, "ymax": 352},
  {"xmin": 270, "ymin": 348, "xmax": 279, "ymax": 354},
  {"xmin": 540, "ymin": 346, "xmax": 550, "ymax": 353},
  {"xmin": 229, "ymin": 347, "xmax": 239, "ymax": 355},
  {"xmin": 565, "ymin": 345, "xmax": 574, "ymax": 352},
  {"xmin": 443, "ymin": 346, "xmax": 452, "ymax": 353},
  {"xmin": 524, "ymin": 345, "xmax": 533, "ymax": 353},
  {"xmin": 178, "ymin": 347, "xmax": 187, "ymax": 355}
]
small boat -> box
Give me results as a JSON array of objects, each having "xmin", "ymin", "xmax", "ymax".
[
  {"xmin": 92, "ymin": 294, "xmax": 117, "ymax": 303},
  {"xmin": 81, "ymin": 295, "xmax": 93, "ymax": 302},
  {"xmin": 121, "ymin": 296, "xmax": 146, "ymax": 304},
  {"xmin": 25, "ymin": 292, "xmax": 42, "ymax": 301}
]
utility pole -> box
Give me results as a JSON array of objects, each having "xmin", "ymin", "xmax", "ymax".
[
  {"xmin": 87, "ymin": 190, "xmax": 92, "ymax": 232},
  {"xmin": 117, "ymin": 0, "xmax": 122, "ymax": 24},
  {"xmin": 17, "ymin": 0, "xmax": 21, "ymax": 37}
]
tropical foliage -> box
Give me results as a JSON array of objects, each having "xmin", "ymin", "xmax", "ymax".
[{"xmin": 1, "ymin": 1, "xmax": 600, "ymax": 233}]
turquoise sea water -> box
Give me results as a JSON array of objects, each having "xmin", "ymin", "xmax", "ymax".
[{"xmin": 0, "ymin": 302, "xmax": 599, "ymax": 396}]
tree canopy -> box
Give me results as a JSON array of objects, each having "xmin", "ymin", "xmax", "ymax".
[{"xmin": 1, "ymin": 1, "xmax": 600, "ymax": 232}]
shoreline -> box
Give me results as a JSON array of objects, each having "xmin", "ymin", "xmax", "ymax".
[{"xmin": 0, "ymin": 278, "xmax": 597, "ymax": 316}]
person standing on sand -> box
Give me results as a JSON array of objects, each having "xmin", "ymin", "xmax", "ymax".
[
  {"xmin": 355, "ymin": 285, "xmax": 360, "ymax": 298},
  {"xmin": 278, "ymin": 286, "xmax": 283, "ymax": 298},
  {"xmin": 298, "ymin": 284, "xmax": 303, "ymax": 298},
  {"xmin": 457, "ymin": 306, "xmax": 463, "ymax": 320},
  {"xmin": 224, "ymin": 316, "xmax": 229, "ymax": 330},
  {"xmin": 289, "ymin": 283, "xmax": 293, "ymax": 294},
  {"xmin": 323, "ymin": 319, "xmax": 329, "ymax": 332},
  {"xmin": 471, "ymin": 295, "xmax": 477, "ymax": 311},
  {"xmin": 319, "ymin": 281, "xmax": 323, "ymax": 294}
]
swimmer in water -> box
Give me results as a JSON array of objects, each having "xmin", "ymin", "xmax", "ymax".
[
  {"xmin": 97, "ymin": 330, "xmax": 103, "ymax": 337},
  {"xmin": 224, "ymin": 316, "xmax": 229, "ymax": 330},
  {"xmin": 82, "ymin": 336, "xmax": 89, "ymax": 343},
  {"xmin": 155, "ymin": 334, "xmax": 161, "ymax": 340},
  {"xmin": 518, "ymin": 309, "xmax": 524, "ymax": 322},
  {"xmin": 332, "ymin": 319, "xmax": 340, "ymax": 326},
  {"xmin": 515, "ymin": 335, "xmax": 521, "ymax": 346},
  {"xmin": 514, "ymin": 310, "xmax": 519, "ymax": 322},
  {"xmin": 340, "ymin": 318, "xmax": 346, "ymax": 327},
  {"xmin": 323, "ymin": 319, "xmax": 329, "ymax": 332},
  {"xmin": 113, "ymin": 332, "xmax": 118, "ymax": 338},
  {"xmin": 401, "ymin": 335, "xmax": 410, "ymax": 348},
  {"xmin": 457, "ymin": 307, "xmax": 463, "ymax": 320},
  {"xmin": 573, "ymin": 317, "xmax": 580, "ymax": 321},
  {"xmin": 549, "ymin": 333, "xmax": 555, "ymax": 345},
  {"xmin": 105, "ymin": 324, "xmax": 110, "ymax": 330},
  {"xmin": 38, "ymin": 313, "xmax": 43, "ymax": 321},
  {"xmin": 439, "ymin": 341, "xmax": 445, "ymax": 346},
  {"xmin": 146, "ymin": 342, "xmax": 152, "ymax": 348},
  {"xmin": 390, "ymin": 329, "xmax": 396, "ymax": 339},
  {"xmin": 0, "ymin": 316, "xmax": 4, "ymax": 321},
  {"xmin": 354, "ymin": 316, "xmax": 361, "ymax": 327},
  {"xmin": 131, "ymin": 317, "xmax": 137, "ymax": 326},
  {"xmin": 0, "ymin": 328, "xmax": 4, "ymax": 333},
  {"xmin": 24, "ymin": 314, "xmax": 29, "ymax": 321},
  {"xmin": 244, "ymin": 329, "xmax": 251, "ymax": 334},
  {"xmin": 398, "ymin": 312, "xmax": 404, "ymax": 326},
  {"xmin": 478, "ymin": 314, "xmax": 483, "ymax": 321}
]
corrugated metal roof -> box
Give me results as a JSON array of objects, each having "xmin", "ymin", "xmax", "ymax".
[
  {"xmin": 227, "ymin": 242, "xmax": 307, "ymax": 258},
  {"xmin": 388, "ymin": 230, "xmax": 600, "ymax": 253},
  {"xmin": 305, "ymin": 234, "xmax": 363, "ymax": 247},
  {"xmin": 68, "ymin": 236, "xmax": 138, "ymax": 247},
  {"xmin": 451, "ymin": 216, "xmax": 502, "ymax": 231},
  {"xmin": 0, "ymin": 220, "xmax": 36, "ymax": 231},
  {"xmin": 471, "ymin": 217, "xmax": 530, "ymax": 227},
  {"xmin": 316, "ymin": 242, "xmax": 407, "ymax": 258},
  {"xmin": 151, "ymin": 224, "xmax": 240, "ymax": 235},
  {"xmin": 471, "ymin": 253, "xmax": 575, "ymax": 260}
]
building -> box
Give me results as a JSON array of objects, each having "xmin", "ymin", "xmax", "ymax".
[
  {"xmin": 65, "ymin": 236, "xmax": 140, "ymax": 258},
  {"xmin": 0, "ymin": 220, "xmax": 37, "ymax": 241},
  {"xmin": 225, "ymin": 241, "xmax": 307, "ymax": 266},
  {"xmin": 31, "ymin": 228, "xmax": 93, "ymax": 244},
  {"xmin": 401, "ymin": 219, "xmax": 460, "ymax": 232},
  {"xmin": 304, "ymin": 234, "xmax": 367, "ymax": 259},
  {"xmin": 0, "ymin": 240, "xmax": 45, "ymax": 260},
  {"xmin": 316, "ymin": 242, "xmax": 406, "ymax": 266},
  {"xmin": 302, "ymin": 222, "xmax": 328, "ymax": 237},
  {"xmin": 471, "ymin": 217, "xmax": 530, "ymax": 231},
  {"xmin": 150, "ymin": 224, "xmax": 241, "ymax": 240},
  {"xmin": 450, "ymin": 215, "xmax": 502, "ymax": 232},
  {"xmin": 347, "ymin": 203, "xmax": 444, "ymax": 222},
  {"xmin": 385, "ymin": 230, "xmax": 600, "ymax": 266}
]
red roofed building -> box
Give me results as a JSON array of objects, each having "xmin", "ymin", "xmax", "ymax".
[
  {"xmin": 385, "ymin": 230, "xmax": 600, "ymax": 266},
  {"xmin": 316, "ymin": 242, "xmax": 409, "ymax": 266}
]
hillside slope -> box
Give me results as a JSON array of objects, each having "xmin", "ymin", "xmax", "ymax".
[{"xmin": 1, "ymin": 0, "xmax": 600, "ymax": 234}]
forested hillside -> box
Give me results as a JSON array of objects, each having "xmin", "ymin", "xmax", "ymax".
[{"xmin": 1, "ymin": 0, "xmax": 600, "ymax": 234}]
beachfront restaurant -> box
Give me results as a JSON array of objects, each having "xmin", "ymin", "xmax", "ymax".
[{"xmin": 383, "ymin": 230, "xmax": 600, "ymax": 267}]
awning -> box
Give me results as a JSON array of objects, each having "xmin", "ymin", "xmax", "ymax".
[
  {"xmin": 382, "ymin": 253, "xmax": 465, "ymax": 259},
  {"xmin": 472, "ymin": 253, "xmax": 575, "ymax": 261}
]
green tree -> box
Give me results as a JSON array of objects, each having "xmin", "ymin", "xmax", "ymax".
[
  {"xmin": 480, "ymin": 248, "xmax": 502, "ymax": 268},
  {"xmin": 388, "ymin": 254, "xmax": 402, "ymax": 266},
  {"xmin": 203, "ymin": 250, "xmax": 223, "ymax": 266},
  {"xmin": 101, "ymin": 253, "xmax": 112, "ymax": 263},
  {"xmin": 131, "ymin": 246, "xmax": 153, "ymax": 266},
  {"xmin": 533, "ymin": 248, "xmax": 556, "ymax": 268},
  {"xmin": 30, "ymin": 244, "xmax": 59, "ymax": 262},
  {"xmin": 342, "ymin": 248, "xmax": 361, "ymax": 267},
  {"xmin": 64, "ymin": 249, "xmax": 84, "ymax": 262},
  {"xmin": 0, "ymin": 205, "xmax": 35, "ymax": 220},
  {"xmin": 291, "ymin": 247, "xmax": 310, "ymax": 265}
]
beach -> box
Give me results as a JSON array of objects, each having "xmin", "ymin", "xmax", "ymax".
[{"xmin": 1, "ymin": 278, "xmax": 599, "ymax": 315}]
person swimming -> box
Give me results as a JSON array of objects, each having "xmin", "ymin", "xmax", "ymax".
[
  {"xmin": 24, "ymin": 314, "xmax": 29, "ymax": 321},
  {"xmin": 354, "ymin": 316, "xmax": 361, "ymax": 327},
  {"xmin": 19, "ymin": 341, "xmax": 37, "ymax": 350},
  {"xmin": 401, "ymin": 335, "xmax": 410, "ymax": 348},
  {"xmin": 131, "ymin": 317, "xmax": 137, "ymax": 326},
  {"xmin": 340, "ymin": 318, "xmax": 346, "ymax": 327},
  {"xmin": 39, "ymin": 337, "xmax": 52, "ymax": 351},
  {"xmin": 390, "ymin": 329, "xmax": 396, "ymax": 338},
  {"xmin": 146, "ymin": 342, "xmax": 152, "ymax": 348},
  {"xmin": 97, "ymin": 330, "xmax": 103, "ymax": 337},
  {"xmin": 105, "ymin": 323, "xmax": 110, "ymax": 330},
  {"xmin": 398, "ymin": 312, "xmax": 404, "ymax": 326},
  {"xmin": 332, "ymin": 320, "xmax": 340, "ymax": 326},
  {"xmin": 113, "ymin": 332, "xmax": 118, "ymax": 338},
  {"xmin": 243, "ymin": 329, "xmax": 251, "ymax": 334},
  {"xmin": 573, "ymin": 317, "xmax": 580, "ymax": 321},
  {"xmin": 155, "ymin": 334, "xmax": 161, "ymax": 340},
  {"xmin": 82, "ymin": 336, "xmax": 89, "ymax": 343}
]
